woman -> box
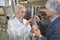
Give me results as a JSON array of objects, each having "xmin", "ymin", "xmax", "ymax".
[{"xmin": 7, "ymin": 4, "xmax": 31, "ymax": 40}]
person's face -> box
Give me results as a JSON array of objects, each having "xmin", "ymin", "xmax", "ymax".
[
  {"xmin": 42, "ymin": 3, "xmax": 54, "ymax": 17},
  {"xmin": 17, "ymin": 8, "xmax": 26, "ymax": 19},
  {"xmin": 44, "ymin": 8, "xmax": 53, "ymax": 17}
]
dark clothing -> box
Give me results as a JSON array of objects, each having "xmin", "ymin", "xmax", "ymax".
[{"xmin": 37, "ymin": 16, "xmax": 60, "ymax": 40}]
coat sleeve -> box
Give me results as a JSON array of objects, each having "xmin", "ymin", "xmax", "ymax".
[
  {"xmin": 37, "ymin": 21, "xmax": 47, "ymax": 31},
  {"xmin": 37, "ymin": 21, "xmax": 48, "ymax": 35}
]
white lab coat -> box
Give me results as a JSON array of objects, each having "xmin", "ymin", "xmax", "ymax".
[{"xmin": 7, "ymin": 17, "xmax": 31, "ymax": 40}]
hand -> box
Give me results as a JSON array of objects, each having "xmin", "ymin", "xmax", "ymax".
[
  {"xmin": 31, "ymin": 25, "xmax": 38, "ymax": 33},
  {"xmin": 25, "ymin": 19, "xmax": 32, "ymax": 26},
  {"xmin": 34, "ymin": 29, "xmax": 41, "ymax": 37},
  {"xmin": 31, "ymin": 25, "xmax": 41, "ymax": 37},
  {"xmin": 33, "ymin": 15, "xmax": 40, "ymax": 22}
]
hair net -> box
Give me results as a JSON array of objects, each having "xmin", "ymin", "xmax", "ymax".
[
  {"xmin": 45, "ymin": 0, "xmax": 60, "ymax": 14},
  {"xmin": 15, "ymin": 4, "xmax": 26, "ymax": 14},
  {"xmin": 11, "ymin": 4, "xmax": 26, "ymax": 18}
]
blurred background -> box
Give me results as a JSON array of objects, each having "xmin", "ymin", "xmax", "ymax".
[{"xmin": 0, "ymin": 0, "xmax": 48, "ymax": 40}]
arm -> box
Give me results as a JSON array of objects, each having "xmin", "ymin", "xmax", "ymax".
[
  {"xmin": 37, "ymin": 21, "xmax": 47, "ymax": 30},
  {"xmin": 34, "ymin": 15, "xmax": 47, "ymax": 32}
]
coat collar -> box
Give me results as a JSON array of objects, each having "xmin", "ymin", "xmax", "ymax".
[
  {"xmin": 46, "ymin": 16, "xmax": 60, "ymax": 32},
  {"xmin": 49, "ymin": 16, "xmax": 60, "ymax": 27},
  {"xmin": 14, "ymin": 17, "xmax": 23, "ymax": 25}
]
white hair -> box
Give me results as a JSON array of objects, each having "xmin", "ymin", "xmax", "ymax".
[
  {"xmin": 46, "ymin": 0, "xmax": 60, "ymax": 14},
  {"xmin": 12, "ymin": 4, "xmax": 26, "ymax": 17},
  {"xmin": 15, "ymin": 4, "xmax": 26, "ymax": 14}
]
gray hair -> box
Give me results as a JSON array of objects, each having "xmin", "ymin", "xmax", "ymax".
[
  {"xmin": 15, "ymin": 4, "xmax": 26, "ymax": 14},
  {"xmin": 11, "ymin": 4, "xmax": 26, "ymax": 18},
  {"xmin": 45, "ymin": 0, "xmax": 60, "ymax": 14}
]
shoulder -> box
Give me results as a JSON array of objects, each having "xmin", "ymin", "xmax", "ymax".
[
  {"xmin": 54, "ymin": 20, "xmax": 60, "ymax": 28},
  {"xmin": 52, "ymin": 20, "xmax": 60, "ymax": 34},
  {"xmin": 8, "ymin": 18, "xmax": 16, "ymax": 25},
  {"xmin": 8, "ymin": 18, "xmax": 15, "ymax": 22}
]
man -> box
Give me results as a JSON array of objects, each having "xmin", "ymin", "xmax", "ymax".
[
  {"xmin": 33, "ymin": 0, "xmax": 60, "ymax": 40},
  {"xmin": 7, "ymin": 4, "xmax": 31, "ymax": 40}
]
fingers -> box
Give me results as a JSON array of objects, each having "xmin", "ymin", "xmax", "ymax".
[
  {"xmin": 31, "ymin": 24, "xmax": 41, "ymax": 37},
  {"xmin": 34, "ymin": 29, "xmax": 41, "ymax": 37},
  {"xmin": 31, "ymin": 25, "xmax": 39, "ymax": 33},
  {"xmin": 25, "ymin": 19, "xmax": 32, "ymax": 26},
  {"xmin": 33, "ymin": 15, "xmax": 40, "ymax": 22},
  {"xmin": 28, "ymin": 19, "xmax": 32, "ymax": 23},
  {"xmin": 32, "ymin": 25, "xmax": 38, "ymax": 30}
]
